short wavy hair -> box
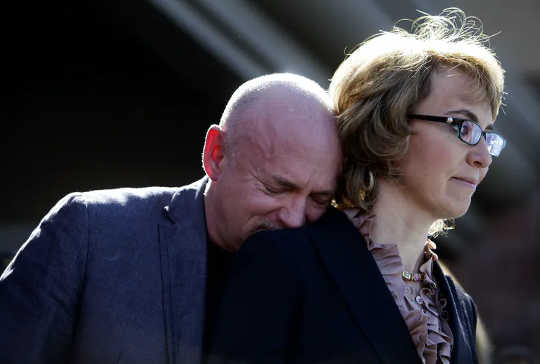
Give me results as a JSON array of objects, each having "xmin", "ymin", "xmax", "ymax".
[{"xmin": 329, "ymin": 8, "xmax": 505, "ymax": 218}]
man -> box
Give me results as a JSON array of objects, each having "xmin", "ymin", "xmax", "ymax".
[{"xmin": 0, "ymin": 73, "xmax": 342, "ymax": 364}]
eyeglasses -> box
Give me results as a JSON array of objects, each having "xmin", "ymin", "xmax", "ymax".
[{"xmin": 407, "ymin": 114, "xmax": 507, "ymax": 157}]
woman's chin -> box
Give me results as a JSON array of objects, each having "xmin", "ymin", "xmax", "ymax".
[{"xmin": 438, "ymin": 198, "xmax": 472, "ymax": 219}]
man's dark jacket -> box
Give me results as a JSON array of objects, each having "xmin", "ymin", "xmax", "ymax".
[{"xmin": 0, "ymin": 178, "xmax": 209, "ymax": 364}]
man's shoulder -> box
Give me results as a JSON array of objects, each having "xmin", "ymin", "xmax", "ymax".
[
  {"xmin": 48, "ymin": 178, "xmax": 207, "ymax": 225},
  {"xmin": 78, "ymin": 186, "xmax": 177, "ymax": 206},
  {"xmin": 68, "ymin": 178, "xmax": 207, "ymax": 210}
]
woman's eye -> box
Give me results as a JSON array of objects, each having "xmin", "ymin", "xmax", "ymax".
[
  {"xmin": 460, "ymin": 123, "xmax": 476, "ymax": 141},
  {"xmin": 461, "ymin": 123, "xmax": 471, "ymax": 136}
]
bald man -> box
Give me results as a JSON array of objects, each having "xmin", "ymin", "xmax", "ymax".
[{"xmin": 0, "ymin": 73, "xmax": 342, "ymax": 364}]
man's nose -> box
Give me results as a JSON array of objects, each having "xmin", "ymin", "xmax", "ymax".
[{"xmin": 277, "ymin": 198, "xmax": 307, "ymax": 228}]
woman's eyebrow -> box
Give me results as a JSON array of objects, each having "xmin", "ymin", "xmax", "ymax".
[
  {"xmin": 447, "ymin": 109, "xmax": 478, "ymax": 121},
  {"xmin": 447, "ymin": 109, "xmax": 494, "ymax": 130}
]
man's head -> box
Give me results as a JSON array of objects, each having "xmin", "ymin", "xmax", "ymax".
[{"xmin": 203, "ymin": 73, "xmax": 342, "ymax": 251}]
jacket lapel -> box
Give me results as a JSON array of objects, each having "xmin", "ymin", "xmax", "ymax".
[
  {"xmin": 433, "ymin": 262, "xmax": 477, "ymax": 363},
  {"xmin": 159, "ymin": 177, "xmax": 209, "ymax": 364},
  {"xmin": 308, "ymin": 208, "xmax": 420, "ymax": 364}
]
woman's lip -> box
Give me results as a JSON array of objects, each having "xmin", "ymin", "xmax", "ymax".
[{"xmin": 451, "ymin": 177, "xmax": 477, "ymax": 189}]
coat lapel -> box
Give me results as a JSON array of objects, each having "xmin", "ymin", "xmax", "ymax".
[
  {"xmin": 433, "ymin": 262, "xmax": 477, "ymax": 363},
  {"xmin": 159, "ymin": 178, "xmax": 209, "ymax": 364},
  {"xmin": 308, "ymin": 208, "xmax": 420, "ymax": 364}
]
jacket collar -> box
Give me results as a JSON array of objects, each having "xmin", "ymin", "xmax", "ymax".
[
  {"xmin": 164, "ymin": 177, "xmax": 208, "ymax": 226},
  {"xmin": 159, "ymin": 177, "xmax": 209, "ymax": 364},
  {"xmin": 308, "ymin": 207, "xmax": 420, "ymax": 364},
  {"xmin": 433, "ymin": 262, "xmax": 477, "ymax": 364}
]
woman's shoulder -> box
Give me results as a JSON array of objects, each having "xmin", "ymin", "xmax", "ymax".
[
  {"xmin": 239, "ymin": 207, "xmax": 355, "ymax": 254},
  {"xmin": 235, "ymin": 223, "xmax": 314, "ymax": 270},
  {"xmin": 233, "ymin": 207, "xmax": 362, "ymax": 278}
]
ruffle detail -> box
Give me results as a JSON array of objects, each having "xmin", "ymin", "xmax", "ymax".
[{"xmin": 345, "ymin": 210, "xmax": 453, "ymax": 364}]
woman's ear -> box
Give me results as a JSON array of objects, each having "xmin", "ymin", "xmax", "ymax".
[{"xmin": 202, "ymin": 125, "xmax": 225, "ymax": 181}]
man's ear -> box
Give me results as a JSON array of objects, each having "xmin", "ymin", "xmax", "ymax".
[{"xmin": 203, "ymin": 125, "xmax": 225, "ymax": 181}]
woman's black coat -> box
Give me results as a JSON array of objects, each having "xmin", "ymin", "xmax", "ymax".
[{"xmin": 205, "ymin": 207, "xmax": 478, "ymax": 364}]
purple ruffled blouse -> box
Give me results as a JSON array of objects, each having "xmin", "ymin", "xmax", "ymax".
[{"xmin": 345, "ymin": 210, "xmax": 454, "ymax": 364}]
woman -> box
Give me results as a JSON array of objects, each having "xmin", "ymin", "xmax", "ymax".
[{"xmin": 205, "ymin": 8, "xmax": 505, "ymax": 364}]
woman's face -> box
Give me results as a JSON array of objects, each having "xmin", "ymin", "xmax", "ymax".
[{"xmin": 398, "ymin": 68, "xmax": 494, "ymax": 220}]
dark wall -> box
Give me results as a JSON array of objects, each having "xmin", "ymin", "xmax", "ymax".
[{"xmin": 2, "ymin": 1, "xmax": 242, "ymax": 226}]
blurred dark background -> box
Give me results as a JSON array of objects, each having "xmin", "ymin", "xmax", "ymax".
[{"xmin": 1, "ymin": 1, "xmax": 539, "ymax": 362}]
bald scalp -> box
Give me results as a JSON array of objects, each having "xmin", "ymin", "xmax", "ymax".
[{"xmin": 219, "ymin": 73, "xmax": 333, "ymax": 156}]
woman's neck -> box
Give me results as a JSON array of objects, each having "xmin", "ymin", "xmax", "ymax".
[{"xmin": 369, "ymin": 179, "xmax": 436, "ymax": 272}]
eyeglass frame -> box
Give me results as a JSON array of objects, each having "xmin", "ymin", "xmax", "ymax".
[{"xmin": 407, "ymin": 113, "xmax": 507, "ymax": 157}]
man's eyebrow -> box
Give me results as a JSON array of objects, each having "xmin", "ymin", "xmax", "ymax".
[
  {"xmin": 447, "ymin": 109, "xmax": 494, "ymax": 130},
  {"xmin": 270, "ymin": 175, "xmax": 335, "ymax": 196},
  {"xmin": 271, "ymin": 175, "xmax": 299, "ymax": 190}
]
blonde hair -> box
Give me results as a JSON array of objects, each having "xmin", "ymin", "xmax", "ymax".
[{"xmin": 329, "ymin": 8, "xmax": 505, "ymax": 233}]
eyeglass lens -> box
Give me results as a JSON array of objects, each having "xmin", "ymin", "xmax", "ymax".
[
  {"xmin": 459, "ymin": 120, "xmax": 505, "ymax": 157},
  {"xmin": 485, "ymin": 133, "xmax": 505, "ymax": 157},
  {"xmin": 458, "ymin": 121, "xmax": 480, "ymax": 144}
]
